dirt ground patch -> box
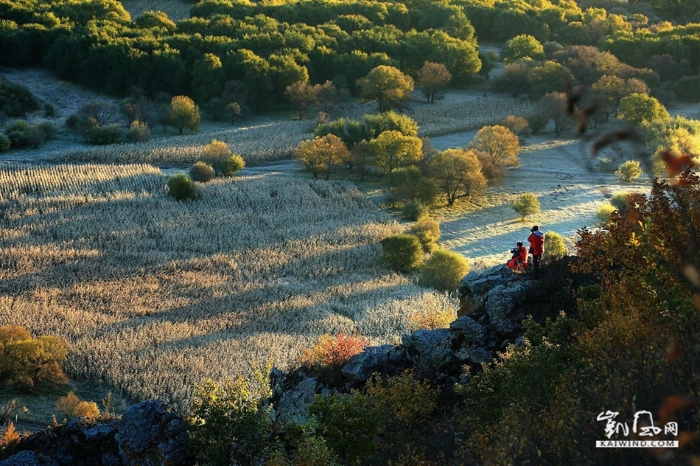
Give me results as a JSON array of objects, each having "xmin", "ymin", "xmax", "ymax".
[{"xmin": 430, "ymin": 130, "xmax": 650, "ymax": 270}]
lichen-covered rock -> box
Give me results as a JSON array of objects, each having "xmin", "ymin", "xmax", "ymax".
[
  {"xmin": 402, "ymin": 329, "xmax": 457, "ymax": 376},
  {"xmin": 341, "ymin": 344, "xmax": 393, "ymax": 383},
  {"xmin": 275, "ymin": 377, "xmax": 319, "ymax": 425},
  {"xmin": 116, "ymin": 400, "xmax": 193, "ymax": 466},
  {"xmin": 449, "ymin": 316, "xmax": 486, "ymax": 344}
]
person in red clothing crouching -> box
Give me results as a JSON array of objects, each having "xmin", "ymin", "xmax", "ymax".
[
  {"xmin": 527, "ymin": 225, "xmax": 545, "ymax": 279},
  {"xmin": 507, "ymin": 241, "xmax": 528, "ymax": 271}
]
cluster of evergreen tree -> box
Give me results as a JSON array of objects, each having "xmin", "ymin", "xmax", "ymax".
[{"xmin": 0, "ymin": 0, "xmax": 481, "ymax": 110}]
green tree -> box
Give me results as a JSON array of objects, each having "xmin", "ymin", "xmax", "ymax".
[
  {"xmin": 380, "ymin": 234, "xmax": 424, "ymax": 273},
  {"xmin": 469, "ymin": 125, "xmax": 521, "ymax": 168},
  {"xmin": 294, "ymin": 134, "xmax": 349, "ymax": 179},
  {"xmin": 368, "ymin": 130, "xmax": 423, "ymax": 172},
  {"xmin": 617, "ymin": 93, "xmax": 669, "ymax": 126},
  {"xmin": 428, "ymin": 148, "xmax": 487, "ymax": 205},
  {"xmin": 167, "ymin": 173, "xmax": 197, "ymax": 201},
  {"xmin": 503, "ymin": 34, "xmax": 545, "ymax": 63},
  {"xmin": 356, "ymin": 65, "xmax": 414, "ymax": 112},
  {"xmin": 419, "ymin": 249, "xmax": 469, "ymax": 292},
  {"xmin": 512, "ymin": 193, "xmax": 541, "ymax": 221},
  {"xmin": 169, "ymin": 96, "xmax": 200, "ymax": 135},
  {"xmin": 416, "ymin": 62, "xmax": 452, "ymax": 104}
]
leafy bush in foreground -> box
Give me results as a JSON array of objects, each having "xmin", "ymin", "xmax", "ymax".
[{"xmin": 541, "ymin": 230, "xmax": 566, "ymax": 265}]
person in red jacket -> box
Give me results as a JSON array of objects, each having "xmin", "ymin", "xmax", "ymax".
[
  {"xmin": 528, "ymin": 226, "xmax": 545, "ymax": 279},
  {"xmin": 507, "ymin": 242, "xmax": 528, "ymax": 271}
]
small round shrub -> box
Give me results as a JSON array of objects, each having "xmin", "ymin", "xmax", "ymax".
[
  {"xmin": 86, "ymin": 125, "xmax": 122, "ymax": 145},
  {"xmin": 127, "ymin": 120, "xmax": 150, "ymax": 142},
  {"xmin": 542, "ymin": 231, "xmax": 567, "ymax": 265},
  {"xmin": 167, "ymin": 173, "xmax": 197, "ymax": 201},
  {"xmin": 419, "ymin": 249, "xmax": 470, "ymax": 292},
  {"xmin": 380, "ymin": 234, "xmax": 424, "ymax": 273},
  {"xmin": 0, "ymin": 133, "xmax": 11, "ymax": 152},
  {"xmin": 213, "ymin": 154, "xmax": 245, "ymax": 176},
  {"xmin": 401, "ymin": 201, "xmax": 429, "ymax": 221},
  {"xmin": 38, "ymin": 122, "xmax": 57, "ymax": 140},
  {"xmin": 597, "ymin": 203, "xmax": 616, "ymax": 225},
  {"xmin": 408, "ymin": 217, "xmax": 441, "ymax": 253},
  {"xmin": 512, "ymin": 193, "xmax": 541, "ymax": 221},
  {"xmin": 190, "ymin": 161, "xmax": 215, "ymax": 182},
  {"xmin": 615, "ymin": 160, "xmax": 643, "ymax": 182}
]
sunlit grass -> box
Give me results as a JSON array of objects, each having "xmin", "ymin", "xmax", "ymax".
[{"xmin": 0, "ymin": 163, "xmax": 458, "ymax": 411}]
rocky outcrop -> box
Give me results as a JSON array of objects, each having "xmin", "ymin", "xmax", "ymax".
[
  {"xmin": 0, "ymin": 401, "xmax": 193, "ymax": 466},
  {"xmin": 269, "ymin": 265, "xmax": 537, "ymax": 410},
  {"xmin": 459, "ymin": 264, "xmax": 534, "ymax": 337}
]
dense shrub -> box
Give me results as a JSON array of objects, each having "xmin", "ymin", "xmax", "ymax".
[
  {"xmin": 0, "ymin": 133, "xmax": 10, "ymax": 152},
  {"xmin": 615, "ymin": 160, "xmax": 643, "ymax": 182},
  {"xmin": 0, "ymin": 79, "xmax": 39, "ymax": 117},
  {"xmin": 512, "ymin": 193, "xmax": 541, "ymax": 220},
  {"xmin": 610, "ymin": 191, "xmax": 630, "ymax": 210},
  {"xmin": 387, "ymin": 167, "xmax": 437, "ymax": 207},
  {"xmin": 38, "ymin": 122, "xmax": 57, "ymax": 140},
  {"xmin": 596, "ymin": 203, "xmax": 615, "ymax": 225},
  {"xmin": 401, "ymin": 201, "xmax": 429, "ymax": 221},
  {"xmin": 299, "ymin": 332, "xmax": 369, "ymax": 369},
  {"xmin": 541, "ymin": 230, "xmax": 566, "ymax": 265},
  {"xmin": 380, "ymin": 234, "xmax": 424, "ymax": 273},
  {"xmin": 166, "ymin": 173, "xmax": 197, "ymax": 201},
  {"xmin": 188, "ymin": 365, "xmax": 272, "ymax": 466},
  {"xmin": 4, "ymin": 120, "xmax": 29, "ymax": 148},
  {"xmin": 214, "ymin": 154, "xmax": 245, "ymax": 177},
  {"xmin": 407, "ymin": 217, "xmax": 441, "ymax": 253},
  {"xmin": 127, "ymin": 120, "xmax": 150, "ymax": 142},
  {"xmin": 307, "ymin": 392, "xmax": 381, "ymax": 464},
  {"xmin": 190, "ymin": 161, "xmax": 215, "ymax": 182},
  {"xmin": 55, "ymin": 392, "xmax": 100, "ymax": 420},
  {"xmin": 0, "ymin": 325, "xmax": 68, "ymax": 392},
  {"xmin": 419, "ymin": 249, "xmax": 469, "ymax": 292},
  {"xmin": 527, "ymin": 114, "xmax": 548, "ymax": 135},
  {"xmin": 85, "ymin": 124, "xmax": 122, "ymax": 145}
]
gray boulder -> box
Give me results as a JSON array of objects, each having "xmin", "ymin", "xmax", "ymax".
[
  {"xmin": 402, "ymin": 329, "xmax": 457, "ymax": 376},
  {"xmin": 341, "ymin": 345, "xmax": 392, "ymax": 383},
  {"xmin": 450, "ymin": 316, "xmax": 486, "ymax": 344},
  {"xmin": 116, "ymin": 400, "xmax": 193, "ymax": 466}
]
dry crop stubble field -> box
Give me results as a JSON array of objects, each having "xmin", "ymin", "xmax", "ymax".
[{"xmin": 0, "ymin": 163, "xmax": 456, "ymax": 410}]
